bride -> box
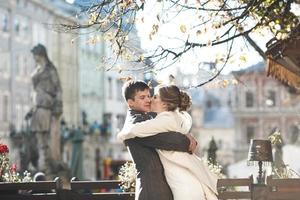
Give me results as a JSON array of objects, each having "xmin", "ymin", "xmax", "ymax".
[{"xmin": 118, "ymin": 85, "xmax": 218, "ymax": 200}]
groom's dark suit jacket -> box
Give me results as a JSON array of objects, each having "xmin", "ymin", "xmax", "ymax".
[{"xmin": 124, "ymin": 109, "xmax": 190, "ymax": 200}]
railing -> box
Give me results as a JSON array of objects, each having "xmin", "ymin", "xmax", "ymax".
[
  {"xmin": 217, "ymin": 175, "xmax": 300, "ymax": 200},
  {"xmin": 0, "ymin": 177, "xmax": 62, "ymax": 200},
  {"xmin": 0, "ymin": 177, "xmax": 134, "ymax": 200},
  {"xmin": 217, "ymin": 175, "xmax": 253, "ymax": 200},
  {"xmin": 266, "ymin": 176, "xmax": 300, "ymax": 200},
  {"xmin": 70, "ymin": 177, "xmax": 134, "ymax": 200},
  {"xmin": 1, "ymin": 176, "xmax": 300, "ymax": 200}
]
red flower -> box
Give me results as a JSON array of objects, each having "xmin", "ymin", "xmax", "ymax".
[
  {"xmin": 11, "ymin": 164, "xmax": 17, "ymax": 173},
  {"xmin": 0, "ymin": 144, "xmax": 9, "ymax": 154}
]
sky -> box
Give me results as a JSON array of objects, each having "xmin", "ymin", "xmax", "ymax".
[{"xmin": 65, "ymin": 0, "xmax": 75, "ymax": 4}]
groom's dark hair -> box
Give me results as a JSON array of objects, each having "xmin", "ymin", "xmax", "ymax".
[{"xmin": 122, "ymin": 80, "xmax": 149, "ymax": 101}]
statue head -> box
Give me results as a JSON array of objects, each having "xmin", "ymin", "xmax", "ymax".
[{"xmin": 31, "ymin": 44, "xmax": 49, "ymax": 63}]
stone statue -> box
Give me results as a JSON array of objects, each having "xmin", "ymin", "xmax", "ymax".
[{"xmin": 26, "ymin": 44, "xmax": 63, "ymax": 172}]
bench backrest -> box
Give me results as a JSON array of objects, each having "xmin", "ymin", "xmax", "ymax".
[
  {"xmin": 70, "ymin": 178, "xmax": 122, "ymax": 191},
  {"xmin": 217, "ymin": 176, "xmax": 253, "ymax": 200},
  {"xmin": 70, "ymin": 177, "xmax": 134, "ymax": 200},
  {"xmin": 0, "ymin": 177, "xmax": 62, "ymax": 200},
  {"xmin": 266, "ymin": 175, "xmax": 300, "ymax": 200}
]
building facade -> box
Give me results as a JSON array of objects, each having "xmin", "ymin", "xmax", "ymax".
[
  {"xmin": 176, "ymin": 62, "xmax": 300, "ymax": 166},
  {"xmin": 232, "ymin": 62, "xmax": 300, "ymax": 161}
]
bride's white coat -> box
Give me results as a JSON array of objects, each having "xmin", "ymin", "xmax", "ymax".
[{"xmin": 118, "ymin": 111, "xmax": 218, "ymax": 200}]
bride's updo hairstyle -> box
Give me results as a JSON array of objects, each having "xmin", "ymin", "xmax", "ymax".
[{"xmin": 158, "ymin": 85, "xmax": 192, "ymax": 111}]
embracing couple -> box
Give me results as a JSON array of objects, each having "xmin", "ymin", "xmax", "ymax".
[{"xmin": 117, "ymin": 80, "xmax": 218, "ymax": 200}]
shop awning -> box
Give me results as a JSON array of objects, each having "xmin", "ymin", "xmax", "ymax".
[{"xmin": 265, "ymin": 24, "xmax": 300, "ymax": 90}]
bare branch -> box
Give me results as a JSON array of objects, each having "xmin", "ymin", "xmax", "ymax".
[
  {"xmin": 184, "ymin": 29, "xmax": 237, "ymax": 89},
  {"xmin": 56, "ymin": 0, "xmax": 299, "ymax": 87}
]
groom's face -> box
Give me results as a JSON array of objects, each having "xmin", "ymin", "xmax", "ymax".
[{"xmin": 128, "ymin": 89, "xmax": 151, "ymax": 112}]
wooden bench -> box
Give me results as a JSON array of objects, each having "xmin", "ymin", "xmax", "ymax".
[
  {"xmin": 266, "ymin": 175, "xmax": 300, "ymax": 200},
  {"xmin": 70, "ymin": 177, "xmax": 135, "ymax": 200},
  {"xmin": 217, "ymin": 176, "xmax": 253, "ymax": 200},
  {"xmin": 0, "ymin": 177, "xmax": 62, "ymax": 200}
]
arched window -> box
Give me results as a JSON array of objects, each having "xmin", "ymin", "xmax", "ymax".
[
  {"xmin": 266, "ymin": 90, "xmax": 276, "ymax": 107},
  {"xmin": 246, "ymin": 125, "xmax": 255, "ymax": 144},
  {"xmin": 245, "ymin": 91, "xmax": 254, "ymax": 107},
  {"xmin": 289, "ymin": 125, "xmax": 299, "ymax": 144}
]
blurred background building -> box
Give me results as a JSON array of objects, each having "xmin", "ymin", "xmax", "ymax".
[
  {"xmin": 0, "ymin": 0, "xmax": 79, "ymax": 171},
  {"xmin": 0, "ymin": 0, "xmax": 145, "ymax": 180},
  {"xmin": 175, "ymin": 61, "xmax": 300, "ymax": 175}
]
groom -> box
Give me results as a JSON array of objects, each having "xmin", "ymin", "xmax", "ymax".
[{"xmin": 121, "ymin": 80, "xmax": 197, "ymax": 200}]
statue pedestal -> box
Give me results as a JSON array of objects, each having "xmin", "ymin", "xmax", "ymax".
[{"xmin": 50, "ymin": 116, "xmax": 61, "ymax": 161}]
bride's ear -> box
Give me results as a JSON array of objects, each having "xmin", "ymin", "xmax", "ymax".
[{"xmin": 162, "ymin": 102, "xmax": 168, "ymax": 110}]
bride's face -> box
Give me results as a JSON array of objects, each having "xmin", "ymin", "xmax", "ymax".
[{"xmin": 150, "ymin": 90, "xmax": 167, "ymax": 113}]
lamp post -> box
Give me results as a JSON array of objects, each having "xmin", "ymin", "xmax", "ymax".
[{"xmin": 248, "ymin": 139, "xmax": 273, "ymax": 184}]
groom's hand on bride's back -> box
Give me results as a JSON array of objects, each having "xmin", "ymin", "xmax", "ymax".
[{"xmin": 186, "ymin": 134, "xmax": 198, "ymax": 154}]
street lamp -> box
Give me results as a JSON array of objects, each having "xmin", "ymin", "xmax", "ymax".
[{"xmin": 248, "ymin": 139, "xmax": 273, "ymax": 184}]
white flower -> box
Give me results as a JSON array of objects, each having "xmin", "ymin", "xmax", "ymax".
[
  {"xmin": 202, "ymin": 158, "xmax": 226, "ymax": 179},
  {"xmin": 118, "ymin": 162, "xmax": 137, "ymax": 192}
]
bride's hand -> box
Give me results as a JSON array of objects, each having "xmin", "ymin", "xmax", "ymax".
[{"xmin": 186, "ymin": 134, "xmax": 198, "ymax": 154}]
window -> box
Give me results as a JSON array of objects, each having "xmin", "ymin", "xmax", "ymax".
[
  {"xmin": 0, "ymin": 52, "xmax": 10, "ymax": 75},
  {"xmin": 116, "ymin": 80, "xmax": 123, "ymax": 101},
  {"xmin": 103, "ymin": 113, "xmax": 112, "ymax": 135},
  {"xmin": 32, "ymin": 23, "xmax": 46, "ymax": 46},
  {"xmin": 2, "ymin": 95, "xmax": 9, "ymax": 121},
  {"xmin": 16, "ymin": 104, "xmax": 22, "ymax": 131},
  {"xmin": 108, "ymin": 77, "xmax": 112, "ymax": 99},
  {"xmin": 15, "ymin": 54, "xmax": 20, "ymax": 76},
  {"xmin": 95, "ymin": 148, "xmax": 101, "ymax": 179},
  {"xmin": 289, "ymin": 125, "xmax": 299, "ymax": 144},
  {"xmin": 21, "ymin": 17, "xmax": 29, "ymax": 38},
  {"xmin": 14, "ymin": 18, "xmax": 20, "ymax": 36},
  {"xmin": 23, "ymin": 56, "xmax": 28, "ymax": 75},
  {"xmin": 246, "ymin": 126, "xmax": 255, "ymax": 144},
  {"xmin": 16, "ymin": 0, "xmax": 27, "ymax": 8},
  {"xmin": 245, "ymin": 91, "xmax": 254, "ymax": 107},
  {"xmin": 235, "ymin": 93, "xmax": 239, "ymax": 107},
  {"xmin": 24, "ymin": 0, "xmax": 28, "ymax": 8},
  {"xmin": 266, "ymin": 90, "xmax": 276, "ymax": 107},
  {"xmin": 32, "ymin": 23, "xmax": 39, "ymax": 45},
  {"xmin": 227, "ymin": 92, "xmax": 232, "ymax": 107},
  {"xmin": 206, "ymin": 100, "xmax": 212, "ymax": 108},
  {"xmin": 18, "ymin": 55, "xmax": 25, "ymax": 76},
  {"xmin": 116, "ymin": 114, "xmax": 125, "ymax": 130},
  {"xmin": 1, "ymin": 12, "xmax": 9, "ymax": 32}
]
